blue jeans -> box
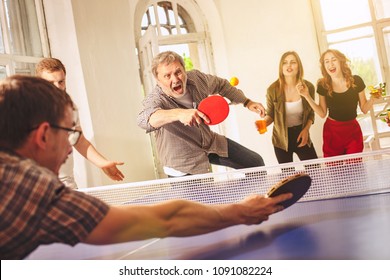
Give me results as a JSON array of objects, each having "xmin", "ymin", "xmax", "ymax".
[{"xmin": 208, "ymin": 138, "xmax": 265, "ymax": 169}]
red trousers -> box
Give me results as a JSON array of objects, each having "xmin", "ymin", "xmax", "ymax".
[{"xmin": 323, "ymin": 118, "xmax": 363, "ymax": 157}]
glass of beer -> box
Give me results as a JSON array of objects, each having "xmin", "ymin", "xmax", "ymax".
[{"xmin": 255, "ymin": 118, "xmax": 267, "ymax": 134}]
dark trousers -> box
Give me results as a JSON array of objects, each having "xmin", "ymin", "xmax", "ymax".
[
  {"xmin": 208, "ymin": 138, "xmax": 265, "ymax": 169},
  {"xmin": 169, "ymin": 138, "xmax": 265, "ymax": 178},
  {"xmin": 274, "ymin": 125, "xmax": 318, "ymax": 164}
]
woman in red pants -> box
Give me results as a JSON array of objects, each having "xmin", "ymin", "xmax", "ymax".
[{"xmin": 298, "ymin": 49, "xmax": 380, "ymax": 157}]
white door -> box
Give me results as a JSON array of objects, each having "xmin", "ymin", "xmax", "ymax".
[
  {"xmin": 138, "ymin": 26, "xmax": 159, "ymax": 97},
  {"xmin": 138, "ymin": 26, "xmax": 166, "ymax": 178}
]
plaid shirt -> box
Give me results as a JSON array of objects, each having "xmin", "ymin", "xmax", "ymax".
[
  {"xmin": 0, "ymin": 148, "xmax": 109, "ymax": 259},
  {"xmin": 137, "ymin": 70, "xmax": 248, "ymax": 174}
]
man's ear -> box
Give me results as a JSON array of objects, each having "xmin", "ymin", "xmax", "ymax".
[{"xmin": 34, "ymin": 122, "xmax": 50, "ymax": 149}]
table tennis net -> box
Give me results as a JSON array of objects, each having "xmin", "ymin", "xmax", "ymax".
[{"xmin": 80, "ymin": 149, "xmax": 390, "ymax": 206}]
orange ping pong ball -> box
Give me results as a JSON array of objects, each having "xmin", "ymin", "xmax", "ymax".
[{"xmin": 230, "ymin": 77, "xmax": 239, "ymax": 86}]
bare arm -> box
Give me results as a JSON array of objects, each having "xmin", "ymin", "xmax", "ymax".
[
  {"xmin": 358, "ymin": 90, "xmax": 376, "ymax": 114},
  {"xmin": 297, "ymin": 120, "xmax": 313, "ymax": 147},
  {"xmin": 297, "ymin": 83, "xmax": 328, "ymax": 118},
  {"xmin": 83, "ymin": 193, "xmax": 292, "ymax": 244},
  {"xmin": 149, "ymin": 108, "xmax": 210, "ymax": 128},
  {"xmin": 74, "ymin": 133, "xmax": 124, "ymax": 181},
  {"xmin": 246, "ymin": 100, "xmax": 266, "ymax": 117}
]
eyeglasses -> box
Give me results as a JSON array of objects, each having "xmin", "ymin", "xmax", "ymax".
[{"xmin": 49, "ymin": 124, "xmax": 82, "ymax": 146}]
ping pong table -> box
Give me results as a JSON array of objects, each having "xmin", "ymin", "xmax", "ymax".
[{"xmin": 26, "ymin": 150, "xmax": 390, "ymax": 260}]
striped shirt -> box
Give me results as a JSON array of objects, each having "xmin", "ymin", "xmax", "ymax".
[
  {"xmin": 137, "ymin": 70, "xmax": 248, "ymax": 174},
  {"xmin": 0, "ymin": 148, "xmax": 109, "ymax": 259}
]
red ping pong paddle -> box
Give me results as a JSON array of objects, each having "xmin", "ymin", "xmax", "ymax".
[
  {"xmin": 266, "ymin": 173, "xmax": 312, "ymax": 209},
  {"xmin": 198, "ymin": 95, "xmax": 229, "ymax": 125}
]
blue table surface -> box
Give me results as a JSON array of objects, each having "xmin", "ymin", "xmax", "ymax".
[{"xmin": 27, "ymin": 191, "xmax": 390, "ymax": 260}]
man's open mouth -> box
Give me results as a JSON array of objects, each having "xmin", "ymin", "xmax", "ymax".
[{"xmin": 173, "ymin": 84, "xmax": 182, "ymax": 92}]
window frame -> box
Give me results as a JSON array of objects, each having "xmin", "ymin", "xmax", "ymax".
[
  {"xmin": 310, "ymin": 0, "xmax": 390, "ymax": 86},
  {"xmin": 0, "ymin": 0, "xmax": 50, "ymax": 78}
]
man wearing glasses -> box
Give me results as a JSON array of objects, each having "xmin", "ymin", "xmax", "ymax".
[
  {"xmin": 0, "ymin": 75, "xmax": 291, "ymax": 259},
  {"xmin": 36, "ymin": 58, "xmax": 124, "ymax": 189}
]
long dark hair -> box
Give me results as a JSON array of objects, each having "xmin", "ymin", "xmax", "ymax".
[{"xmin": 275, "ymin": 51, "xmax": 304, "ymax": 93}]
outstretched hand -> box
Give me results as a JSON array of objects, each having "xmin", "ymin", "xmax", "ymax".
[
  {"xmin": 247, "ymin": 101, "xmax": 266, "ymax": 117},
  {"xmin": 101, "ymin": 161, "xmax": 125, "ymax": 181},
  {"xmin": 237, "ymin": 193, "xmax": 292, "ymax": 225}
]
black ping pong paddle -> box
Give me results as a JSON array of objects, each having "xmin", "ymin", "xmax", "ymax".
[
  {"xmin": 266, "ymin": 173, "xmax": 312, "ymax": 209},
  {"xmin": 197, "ymin": 95, "xmax": 230, "ymax": 125}
]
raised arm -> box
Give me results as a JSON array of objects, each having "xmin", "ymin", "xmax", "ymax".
[
  {"xmin": 245, "ymin": 100, "xmax": 266, "ymax": 117},
  {"xmin": 149, "ymin": 108, "xmax": 210, "ymax": 128},
  {"xmin": 297, "ymin": 82, "xmax": 328, "ymax": 118},
  {"xmin": 358, "ymin": 90, "xmax": 377, "ymax": 114},
  {"xmin": 83, "ymin": 193, "xmax": 292, "ymax": 244}
]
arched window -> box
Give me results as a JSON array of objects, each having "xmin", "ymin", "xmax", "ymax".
[
  {"xmin": 141, "ymin": 1, "xmax": 192, "ymax": 36},
  {"xmin": 135, "ymin": 0, "xmax": 213, "ymax": 79}
]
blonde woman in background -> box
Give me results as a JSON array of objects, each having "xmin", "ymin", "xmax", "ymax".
[{"xmin": 264, "ymin": 51, "xmax": 318, "ymax": 164}]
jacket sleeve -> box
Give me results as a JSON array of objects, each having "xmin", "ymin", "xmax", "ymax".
[
  {"xmin": 266, "ymin": 85, "xmax": 275, "ymax": 120},
  {"xmin": 189, "ymin": 70, "xmax": 248, "ymax": 105}
]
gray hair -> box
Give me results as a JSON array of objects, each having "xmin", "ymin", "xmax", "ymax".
[{"xmin": 151, "ymin": 51, "xmax": 185, "ymax": 79}]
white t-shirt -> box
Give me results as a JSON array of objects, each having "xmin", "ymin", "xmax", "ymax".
[
  {"xmin": 59, "ymin": 153, "xmax": 77, "ymax": 189},
  {"xmin": 59, "ymin": 109, "xmax": 80, "ymax": 189},
  {"xmin": 285, "ymin": 98, "xmax": 303, "ymax": 127}
]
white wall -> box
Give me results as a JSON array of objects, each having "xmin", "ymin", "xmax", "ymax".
[
  {"xmin": 42, "ymin": 0, "xmax": 101, "ymax": 187},
  {"xmin": 43, "ymin": 0, "xmax": 324, "ymax": 187},
  {"xmin": 43, "ymin": 0, "xmax": 155, "ymax": 187}
]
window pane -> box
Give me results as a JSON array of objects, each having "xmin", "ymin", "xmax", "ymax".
[
  {"xmin": 161, "ymin": 28, "xmax": 170, "ymax": 35},
  {"xmin": 383, "ymin": 26, "xmax": 390, "ymax": 76},
  {"xmin": 329, "ymin": 37, "xmax": 382, "ymax": 89},
  {"xmin": 168, "ymin": 10, "xmax": 175, "ymax": 25},
  {"xmin": 13, "ymin": 61, "xmax": 36, "ymax": 76},
  {"xmin": 373, "ymin": 0, "xmax": 390, "ymax": 19},
  {"xmin": 319, "ymin": 0, "xmax": 371, "ymax": 30},
  {"xmin": 0, "ymin": 23, "xmax": 4, "ymax": 54},
  {"xmin": 5, "ymin": 0, "xmax": 43, "ymax": 56},
  {"xmin": 0, "ymin": 65, "xmax": 6, "ymax": 80},
  {"xmin": 159, "ymin": 44, "xmax": 189, "ymax": 58},
  {"xmin": 327, "ymin": 27, "xmax": 372, "ymax": 43},
  {"xmin": 141, "ymin": 13, "xmax": 149, "ymax": 28},
  {"xmin": 157, "ymin": 6, "xmax": 167, "ymax": 24}
]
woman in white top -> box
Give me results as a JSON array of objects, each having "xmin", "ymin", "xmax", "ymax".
[{"xmin": 264, "ymin": 51, "xmax": 318, "ymax": 164}]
